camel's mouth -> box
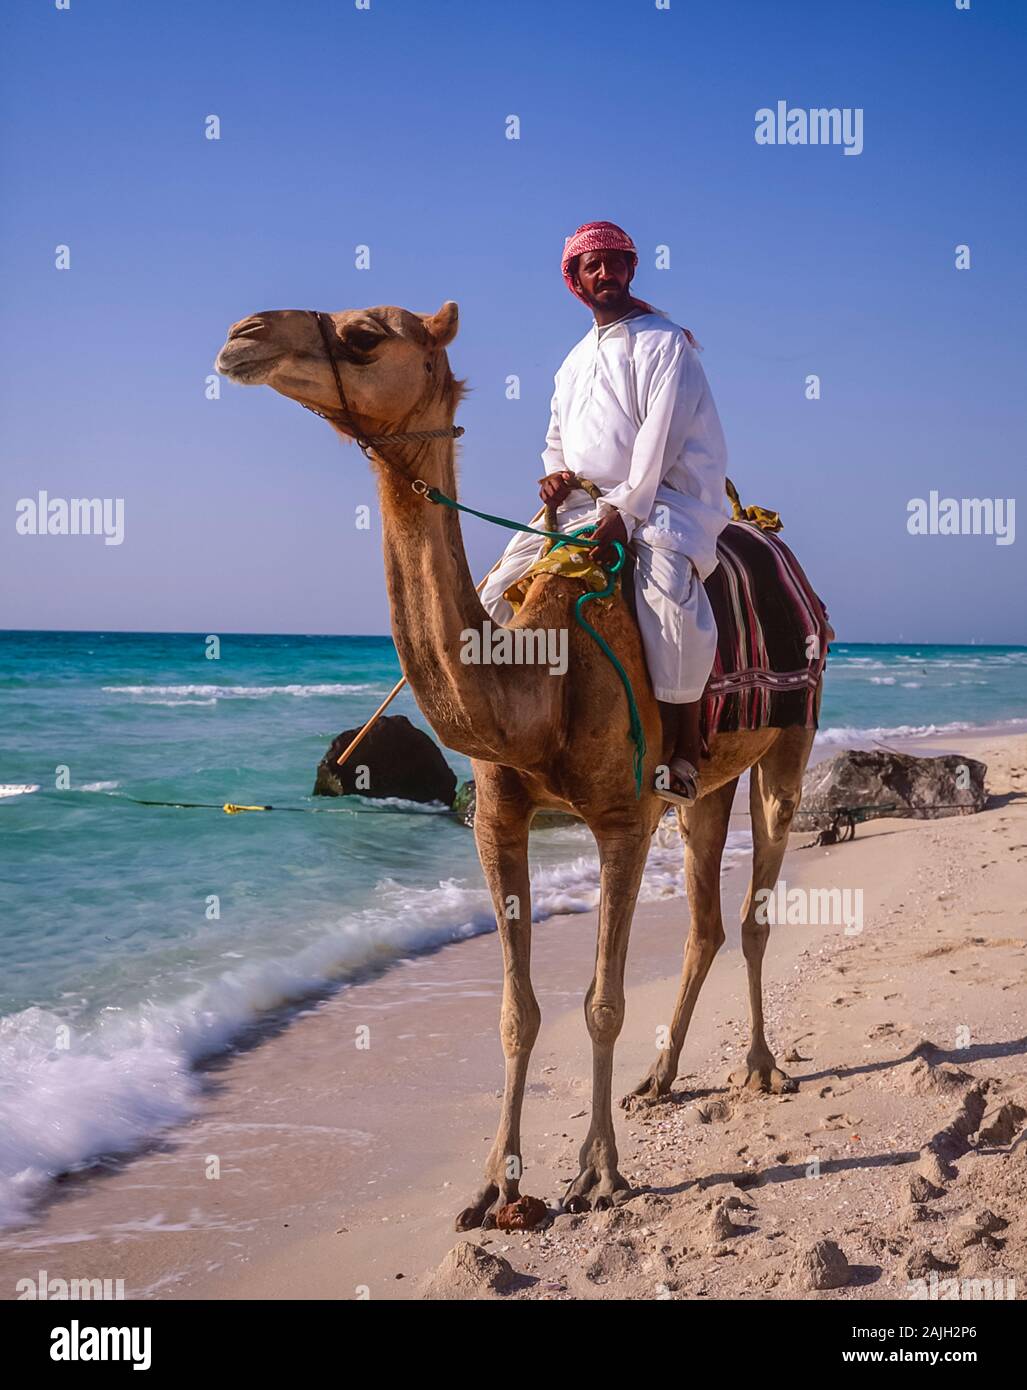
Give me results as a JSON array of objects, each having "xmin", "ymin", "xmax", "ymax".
[{"xmin": 215, "ymin": 341, "xmax": 282, "ymax": 384}]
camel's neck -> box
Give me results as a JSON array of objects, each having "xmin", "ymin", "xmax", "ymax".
[{"xmin": 357, "ymin": 398, "xmax": 542, "ymax": 763}]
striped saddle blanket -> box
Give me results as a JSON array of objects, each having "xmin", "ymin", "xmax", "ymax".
[{"xmin": 701, "ymin": 522, "xmax": 830, "ymax": 739}]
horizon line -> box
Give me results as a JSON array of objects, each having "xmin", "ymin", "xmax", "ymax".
[{"xmin": 1, "ymin": 628, "xmax": 1024, "ymax": 650}]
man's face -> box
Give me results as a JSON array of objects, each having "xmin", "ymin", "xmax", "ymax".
[{"xmin": 574, "ymin": 249, "xmax": 635, "ymax": 309}]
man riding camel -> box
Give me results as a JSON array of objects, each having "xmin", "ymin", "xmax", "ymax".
[{"xmin": 481, "ymin": 220, "xmax": 730, "ymax": 805}]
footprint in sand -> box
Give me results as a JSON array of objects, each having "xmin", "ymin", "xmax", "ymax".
[
  {"xmin": 696, "ymin": 1098, "xmax": 734, "ymax": 1125},
  {"xmin": 868, "ymin": 1022, "xmax": 901, "ymax": 1040}
]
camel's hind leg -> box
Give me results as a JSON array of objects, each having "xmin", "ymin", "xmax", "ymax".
[
  {"xmin": 729, "ymin": 725, "xmax": 815, "ymax": 1094},
  {"xmin": 455, "ymin": 773, "xmax": 539, "ymax": 1232},
  {"xmin": 623, "ymin": 777, "xmax": 739, "ymax": 1108},
  {"xmin": 563, "ymin": 819, "xmax": 651, "ymax": 1212}
]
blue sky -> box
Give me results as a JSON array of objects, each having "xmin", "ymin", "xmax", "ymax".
[{"xmin": 1, "ymin": 0, "xmax": 1024, "ymax": 642}]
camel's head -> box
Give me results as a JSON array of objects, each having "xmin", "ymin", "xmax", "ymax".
[{"xmin": 215, "ymin": 302, "xmax": 460, "ymax": 435}]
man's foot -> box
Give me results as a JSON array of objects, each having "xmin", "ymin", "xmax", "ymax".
[{"xmin": 656, "ymin": 757, "xmax": 700, "ymax": 807}]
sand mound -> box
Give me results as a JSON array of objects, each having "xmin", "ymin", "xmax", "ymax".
[
  {"xmin": 892, "ymin": 1053, "xmax": 974, "ymax": 1097},
  {"xmin": 424, "ymin": 1242, "xmax": 515, "ymax": 1300},
  {"xmin": 790, "ymin": 1239, "xmax": 851, "ymax": 1290}
]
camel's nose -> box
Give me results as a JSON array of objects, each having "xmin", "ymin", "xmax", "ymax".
[{"xmin": 227, "ymin": 315, "xmax": 268, "ymax": 341}]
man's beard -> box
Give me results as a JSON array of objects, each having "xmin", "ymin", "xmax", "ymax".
[{"xmin": 585, "ymin": 285, "xmax": 633, "ymax": 313}]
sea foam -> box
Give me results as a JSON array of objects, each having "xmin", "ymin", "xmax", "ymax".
[{"xmin": 816, "ymin": 716, "xmax": 1027, "ymax": 747}]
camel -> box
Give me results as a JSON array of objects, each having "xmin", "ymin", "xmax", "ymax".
[{"xmin": 215, "ymin": 300, "xmax": 821, "ymax": 1229}]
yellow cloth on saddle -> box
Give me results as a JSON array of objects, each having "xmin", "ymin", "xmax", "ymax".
[
  {"xmin": 502, "ymin": 543, "xmax": 617, "ymax": 616},
  {"xmin": 725, "ymin": 478, "xmax": 782, "ymax": 533}
]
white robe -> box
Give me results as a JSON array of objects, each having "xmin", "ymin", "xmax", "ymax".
[{"xmin": 481, "ymin": 312, "xmax": 730, "ymax": 702}]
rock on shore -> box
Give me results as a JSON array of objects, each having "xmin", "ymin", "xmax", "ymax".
[
  {"xmin": 313, "ymin": 714, "xmax": 457, "ymax": 806},
  {"xmin": 795, "ymin": 749, "xmax": 986, "ymax": 830}
]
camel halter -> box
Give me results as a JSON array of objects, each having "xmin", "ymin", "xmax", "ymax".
[{"xmin": 304, "ymin": 310, "xmax": 464, "ymax": 486}]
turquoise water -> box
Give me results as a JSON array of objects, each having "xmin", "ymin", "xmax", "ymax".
[
  {"xmin": 817, "ymin": 642, "xmax": 1027, "ymax": 745},
  {"xmin": 0, "ymin": 631, "xmax": 1024, "ymax": 1225}
]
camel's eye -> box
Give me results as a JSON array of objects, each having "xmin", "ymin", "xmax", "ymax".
[{"xmin": 344, "ymin": 325, "xmax": 384, "ymax": 356}]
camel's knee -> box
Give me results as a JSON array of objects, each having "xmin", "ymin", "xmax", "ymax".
[
  {"xmin": 741, "ymin": 917, "xmax": 770, "ymax": 963},
  {"xmin": 585, "ymin": 996, "xmax": 624, "ymax": 1047},
  {"xmin": 688, "ymin": 912, "xmax": 726, "ymax": 962},
  {"xmin": 766, "ymin": 792, "xmax": 799, "ymax": 841},
  {"xmin": 500, "ymin": 995, "xmax": 541, "ymax": 1057}
]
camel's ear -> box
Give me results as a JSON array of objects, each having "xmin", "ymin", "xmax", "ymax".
[{"xmin": 423, "ymin": 300, "xmax": 459, "ymax": 348}]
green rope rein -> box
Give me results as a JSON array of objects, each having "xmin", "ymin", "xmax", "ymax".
[{"xmin": 423, "ymin": 487, "xmax": 647, "ymax": 796}]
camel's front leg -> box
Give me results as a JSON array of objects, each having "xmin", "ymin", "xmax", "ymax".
[
  {"xmin": 455, "ymin": 785, "xmax": 538, "ymax": 1232},
  {"xmin": 563, "ymin": 823, "xmax": 650, "ymax": 1213}
]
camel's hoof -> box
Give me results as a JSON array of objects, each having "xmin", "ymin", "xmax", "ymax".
[
  {"xmin": 621, "ymin": 1082, "xmax": 670, "ymax": 1112},
  {"xmin": 620, "ymin": 1067, "xmax": 675, "ymax": 1111},
  {"xmin": 729, "ymin": 1063, "xmax": 796, "ymax": 1095},
  {"xmin": 454, "ymin": 1182, "xmax": 500, "ymax": 1232},
  {"xmin": 561, "ymin": 1166, "xmax": 631, "ymax": 1215},
  {"xmin": 592, "ymin": 1189, "xmax": 632, "ymax": 1212}
]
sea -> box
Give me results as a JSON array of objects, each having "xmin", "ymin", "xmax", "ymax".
[{"xmin": 1, "ymin": 631, "xmax": 1024, "ymax": 1226}]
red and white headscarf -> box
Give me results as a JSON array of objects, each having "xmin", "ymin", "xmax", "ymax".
[
  {"xmin": 561, "ymin": 221, "xmax": 642, "ymax": 305},
  {"xmin": 561, "ymin": 220, "xmax": 698, "ymax": 345}
]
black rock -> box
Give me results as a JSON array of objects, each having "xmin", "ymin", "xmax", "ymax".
[{"xmin": 314, "ymin": 714, "xmax": 457, "ymax": 806}]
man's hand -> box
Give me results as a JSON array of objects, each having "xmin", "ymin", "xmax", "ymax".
[
  {"xmin": 538, "ymin": 470, "xmax": 577, "ymax": 507},
  {"xmin": 586, "ymin": 508, "xmax": 629, "ymax": 565}
]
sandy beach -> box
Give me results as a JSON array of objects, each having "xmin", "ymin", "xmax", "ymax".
[{"xmin": 2, "ymin": 729, "xmax": 1024, "ymax": 1302}]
